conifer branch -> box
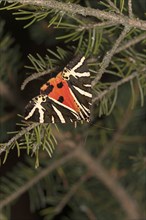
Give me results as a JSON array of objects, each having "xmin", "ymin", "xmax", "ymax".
[
  {"xmin": 0, "ymin": 1, "xmax": 145, "ymax": 218},
  {"xmin": 5, "ymin": 0, "xmax": 146, "ymax": 30},
  {"xmin": 0, "ymin": 123, "xmax": 39, "ymax": 155}
]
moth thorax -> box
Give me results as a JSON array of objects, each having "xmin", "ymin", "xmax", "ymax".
[{"xmin": 62, "ymin": 67, "xmax": 71, "ymax": 80}]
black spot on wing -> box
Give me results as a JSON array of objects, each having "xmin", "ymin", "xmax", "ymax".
[
  {"xmin": 57, "ymin": 82, "xmax": 63, "ymax": 88},
  {"xmin": 58, "ymin": 96, "xmax": 64, "ymax": 103}
]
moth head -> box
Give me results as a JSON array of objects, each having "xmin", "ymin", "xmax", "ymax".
[{"xmin": 32, "ymin": 95, "xmax": 47, "ymax": 103}]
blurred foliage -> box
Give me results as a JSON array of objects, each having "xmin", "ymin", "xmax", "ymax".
[{"xmin": 0, "ymin": 19, "xmax": 21, "ymax": 142}]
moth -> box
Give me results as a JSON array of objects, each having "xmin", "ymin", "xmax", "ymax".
[{"xmin": 24, "ymin": 55, "xmax": 92, "ymax": 123}]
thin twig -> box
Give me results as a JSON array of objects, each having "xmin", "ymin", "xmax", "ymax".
[
  {"xmin": 106, "ymin": 0, "xmax": 122, "ymax": 14},
  {"xmin": 54, "ymin": 173, "xmax": 90, "ymax": 214},
  {"xmin": 92, "ymin": 71, "xmax": 138, "ymax": 103},
  {"xmin": 5, "ymin": 0, "xmax": 146, "ymax": 30},
  {"xmin": 115, "ymin": 32, "xmax": 146, "ymax": 54},
  {"xmin": 91, "ymin": 26, "xmax": 130, "ymax": 87},
  {"xmin": 21, "ymin": 68, "xmax": 55, "ymax": 90},
  {"xmin": 78, "ymin": 21, "xmax": 115, "ymax": 31},
  {"xmin": 80, "ymin": 205, "xmax": 97, "ymax": 220},
  {"xmin": 128, "ymin": 0, "xmax": 133, "ymax": 18}
]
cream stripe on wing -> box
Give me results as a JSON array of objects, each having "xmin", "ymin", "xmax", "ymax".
[
  {"xmin": 69, "ymin": 88, "xmax": 89, "ymax": 117},
  {"xmin": 25, "ymin": 98, "xmax": 45, "ymax": 123},
  {"xmin": 51, "ymin": 116, "xmax": 55, "ymax": 123},
  {"xmin": 73, "ymin": 71, "xmax": 90, "ymax": 78},
  {"xmin": 52, "ymin": 105, "xmax": 66, "ymax": 123},
  {"xmin": 82, "ymin": 104, "xmax": 90, "ymax": 113},
  {"xmin": 25, "ymin": 106, "xmax": 36, "ymax": 120},
  {"xmin": 72, "ymin": 86, "xmax": 92, "ymax": 98},
  {"xmin": 84, "ymin": 84, "xmax": 91, "ymax": 87},
  {"xmin": 49, "ymin": 97, "xmax": 79, "ymax": 117},
  {"xmin": 72, "ymin": 56, "xmax": 85, "ymax": 71}
]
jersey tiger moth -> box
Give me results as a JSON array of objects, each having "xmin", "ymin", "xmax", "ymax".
[{"xmin": 24, "ymin": 55, "xmax": 92, "ymax": 123}]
